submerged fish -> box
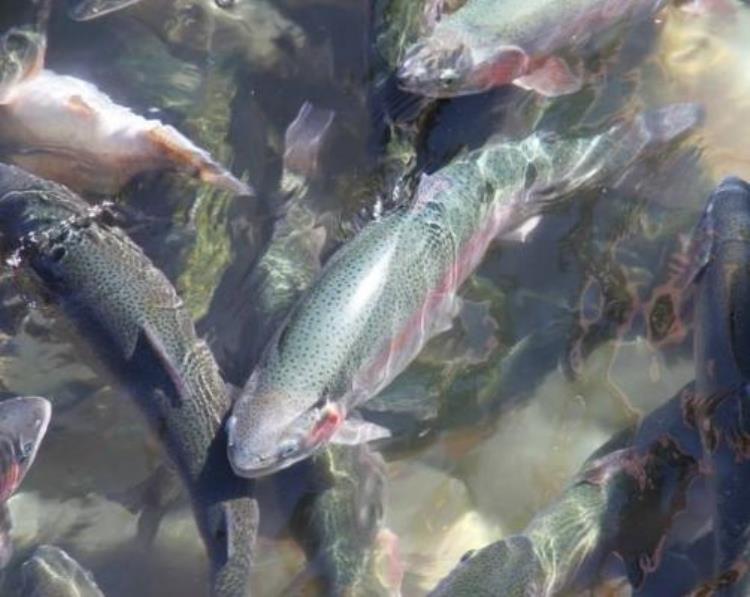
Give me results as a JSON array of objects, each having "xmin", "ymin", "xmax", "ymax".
[
  {"xmin": 688, "ymin": 176, "xmax": 750, "ymax": 589},
  {"xmin": 0, "ymin": 395, "xmax": 51, "ymax": 567},
  {"xmin": 288, "ymin": 444, "xmax": 402, "ymax": 596},
  {"xmin": 428, "ymin": 425, "xmax": 700, "ymax": 596},
  {"xmin": 398, "ymin": 0, "xmax": 667, "ymax": 98},
  {"xmin": 0, "ymin": 164, "xmax": 257, "ymax": 597},
  {"xmin": 21, "ymin": 545, "xmax": 104, "ymax": 597},
  {"xmin": 227, "ymin": 103, "xmax": 701, "ymax": 478},
  {"xmin": 0, "ymin": 28, "xmax": 250, "ymax": 196}
]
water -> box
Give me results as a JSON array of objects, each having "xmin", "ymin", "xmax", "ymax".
[{"xmin": 0, "ymin": 1, "xmax": 745, "ymax": 595}]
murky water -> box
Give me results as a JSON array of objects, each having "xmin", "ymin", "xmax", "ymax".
[{"xmin": 0, "ymin": 1, "xmax": 747, "ymax": 596}]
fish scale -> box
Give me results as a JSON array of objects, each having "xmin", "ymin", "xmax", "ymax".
[{"xmin": 228, "ymin": 103, "xmax": 701, "ymax": 478}]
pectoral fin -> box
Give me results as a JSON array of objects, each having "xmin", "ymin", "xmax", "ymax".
[
  {"xmin": 514, "ymin": 55, "xmax": 583, "ymax": 97},
  {"xmin": 499, "ymin": 215, "xmax": 542, "ymax": 243},
  {"xmin": 330, "ymin": 418, "xmax": 391, "ymax": 445},
  {"xmin": 142, "ymin": 323, "xmax": 187, "ymax": 405}
]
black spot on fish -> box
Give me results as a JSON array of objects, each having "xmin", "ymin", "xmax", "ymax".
[{"xmin": 50, "ymin": 245, "xmax": 66, "ymax": 262}]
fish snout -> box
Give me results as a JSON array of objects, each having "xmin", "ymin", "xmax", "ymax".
[
  {"xmin": 398, "ymin": 40, "xmax": 472, "ymax": 97},
  {"xmin": 703, "ymin": 176, "xmax": 750, "ymax": 244}
]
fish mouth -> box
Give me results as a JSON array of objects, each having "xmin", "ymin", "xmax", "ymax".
[{"xmin": 228, "ymin": 447, "xmax": 305, "ymax": 479}]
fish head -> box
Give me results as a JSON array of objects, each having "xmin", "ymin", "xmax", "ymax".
[
  {"xmin": 430, "ymin": 536, "xmax": 541, "ymax": 597},
  {"xmin": 227, "ymin": 386, "xmax": 345, "ymax": 478},
  {"xmin": 0, "ymin": 28, "xmax": 45, "ymax": 101},
  {"xmin": 67, "ymin": 0, "xmax": 144, "ymax": 21},
  {"xmin": 397, "ymin": 34, "xmax": 475, "ymax": 98},
  {"xmin": 398, "ymin": 33, "xmax": 527, "ymax": 98},
  {"xmin": 0, "ymin": 396, "xmax": 51, "ymax": 502}
]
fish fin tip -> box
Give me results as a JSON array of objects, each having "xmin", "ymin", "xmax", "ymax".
[
  {"xmin": 513, "ymin": 55, "xmax": 583, "ymax": 97},
  {"xmin": 330, "ymin": 418, "xmax": 392, "ymax": 445}
]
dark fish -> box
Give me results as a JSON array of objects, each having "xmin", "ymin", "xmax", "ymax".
[
  {"xmin": 688, "ymin": 176, "xmax": 750, "ymax": 589},
  {"xmin": 21, "ymin": 544, "xmax": 104, "ymax": 597},
  {"xmin": 0, "ymin": 163, "xmax": 257, "ymax": 597}
]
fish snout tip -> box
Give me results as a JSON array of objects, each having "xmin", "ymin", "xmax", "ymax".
[{"xmin": 716, "ymin": 175, "xmax": 750, "ymax": 195}]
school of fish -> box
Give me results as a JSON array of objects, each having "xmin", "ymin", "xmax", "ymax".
[{"xmin": 0, "ymin": 0, "xmax": 747, "ymax": 595}]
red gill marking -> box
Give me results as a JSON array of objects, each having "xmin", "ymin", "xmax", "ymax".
[{"xmin": 309, "ymin": 404, "xmax": 343, "ymax": 446}]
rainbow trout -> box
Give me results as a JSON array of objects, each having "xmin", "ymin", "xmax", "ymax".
[
  {"xmin": 0, "ymin": 395, "xmax": 51, "ymax": 567},
  {"xmin": 398, "ymin": 0, "xmax": 667, "ymax": 98},
  {"xmin": 21, "ymin": 545, "xmax": 104, "ymax": 597},
  {"xmin": 0, "ymin": 164, "xmax": 257, "ymax": 597},
  {"xmin": 428, "ymin": 426, "xmax": 700, "ymax": 596},
  {"xmin": 227, "ymin": 103, "xmax": 701, "ymax": 478}
]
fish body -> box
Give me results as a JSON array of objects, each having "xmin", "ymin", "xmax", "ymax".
[
  {"xmin": 0, "ymin": 29, "xmax": 249, "ymax": 196},
  {"xmin": 21, "ymin": 545, "xmax": 104, "ymax": 597},
  {"xmin": 227, "ymin": 103, "xmax": 700, "ymax": 478},
  {"xmin": 398, "ymin": 0, "xmax": 666, "ymax": 97},
  {"xmin": 690, "ymin": 177, "xmax": 750, "ymax": 584},
  {"xmin": 0, "ymin": 163, "xmax": 256, "ymax": 597}
]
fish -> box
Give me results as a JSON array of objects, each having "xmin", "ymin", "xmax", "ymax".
[
  {"xmin": 68, "ymin": 0, "xmax": 312, "ymax": 77},
  {"xmin": 0, "ymin": 27, "xmax": 251, "ymax": 197},
  {"xmin": 687, "ymin": 176, "xmax": 750, "ymax": 589},
  {"xmin": 397, "ymin": 0, "xmax": 668, "ymax": 98},
  {"xmin": 0, "ymin": 395, "xmax": 52, "ymax": 567},
  {"xmin": 428, "ymin": 426, "xmax": 700, "ymax": 596},
  {"xmin": 20, "ymin": 545, "xmax": 104, "ymax": 597},
  {"xmin": 0, "ymin": 163, "xmax": 257, "ymax": 597},
  {"xmin": 287, "ymin": 444, "xmax": 402, "ymax": 597},
  {"xmin": 226, "ymin": 102, "xmax": 701, "ymax": 478}
]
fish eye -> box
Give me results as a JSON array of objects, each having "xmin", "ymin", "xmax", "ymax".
[
  {"xmin": 16, "ymin": 440, "xmax": 33, "ymax": 462},
  {"xmin": 278, "ymin": 440, "xmax": 297, "ymax": 459},
  {"xmin": 439, "ymin": 70, "xmax": 458, "ymax": 87}
]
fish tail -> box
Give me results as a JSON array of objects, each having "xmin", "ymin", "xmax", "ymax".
[
  {"xmin": 146, "ymin": 125, "xmax": 253, "ymax": 196},
  {"xmin": 613, "ymin": 103, "xmax": 703, "ymax": 163}
]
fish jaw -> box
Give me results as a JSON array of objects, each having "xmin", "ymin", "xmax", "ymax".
[
  {"xmin": 0, "ymin": 396, "xmax": 51, "ymax": 501},
  {"xmin": 227, "ymin": 391, "xmax": 344, "ymax": 478},
  {"xmin": 398, "ymin": 34, "xmax": 528, "ymax": 98}
]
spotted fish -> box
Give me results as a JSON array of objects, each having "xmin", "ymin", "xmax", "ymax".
[
  {"xmin": 0, "ymin": 163, "xmax": 256, "ymax": 597},
  {"xmin": 398, "ymin": 0, "xmax": 667, "ymax": 98},
  {"xmin": 0, "ymin": 28, "xmax": 250, "ymax": 196},
  {"xmin": 227, "ymin": 103, "xmax": 701, "ymax": 478}
]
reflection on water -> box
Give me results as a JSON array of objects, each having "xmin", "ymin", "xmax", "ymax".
[{"xmin": 0, "ymin": 1, "xmax": 748, "ymax": 595}]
